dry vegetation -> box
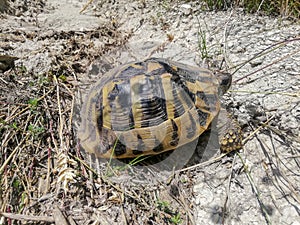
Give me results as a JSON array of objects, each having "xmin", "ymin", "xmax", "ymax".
[
  {"xmin": 201, "ymin": 0, "xmax": 300, "ymax": 19},
  {"xmin": 0, "ymin": 10, "xmax": 193, "ymax": 223},
  {"xmin": 0, "ymin": 0, "xmax": 299, "ymax": 224}
]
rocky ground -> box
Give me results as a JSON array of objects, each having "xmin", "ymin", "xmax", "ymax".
[{"xmin": 0, "ymin": 0, "xmax": 300, "ymax": 224}]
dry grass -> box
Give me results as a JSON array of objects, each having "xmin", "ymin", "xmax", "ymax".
[
  {"xmin": 242, "ymin": 0, "xmax": 300, "ymax": 19},
  {"xmin": 1, "ymin": 1, "xmax": 300, "ymax": 224},
  {"xmin": 196, "ymin": 0, "xmax": 300, "ymax": 19},
  {"xmin": 0, "ymin": 17, "xmax": 196, "ymax": 224},
  {"xmin": 0, "ymin": 61, "xmax": 77, "ymax": 223}
]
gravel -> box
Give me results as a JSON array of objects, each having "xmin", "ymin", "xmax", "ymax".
[{"xmin": 1, "ymin": 0, "xmax": 299, "ymax": 224}]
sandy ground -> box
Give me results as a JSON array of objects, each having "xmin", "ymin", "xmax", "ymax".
[{"xmin": 1, "ymin": 0, "xmax": 300, "ymax": 224}]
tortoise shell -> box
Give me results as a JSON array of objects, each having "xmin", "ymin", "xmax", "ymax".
[{"xmin": 78, "ymin": 58, "xmax": 232, "ymax": 158}]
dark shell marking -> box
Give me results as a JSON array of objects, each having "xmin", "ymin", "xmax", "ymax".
[{"xmin": 78, "ymin": 58, "xmax": 228, "ymax": 158}]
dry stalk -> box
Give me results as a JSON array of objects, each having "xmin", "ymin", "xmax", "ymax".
[
  {"xmin": 80, "ymin": 0, "xmax": 95, "ymax": 13},
  {"xmin": 234, "ymin": 46, "xmax": 300, "ymax": 83},
  {"xmin": 177, "ymin": 113, "xmax": 272, "ymax": 174},
  {"xmin": 242, "ymin": 115, "xmax": 275, "ymax": 143},
  {"xmin": 4, "ymin": 88, "xmax": 54, "ymax": 123},
  {"xmin": 0, "ymin": 135, "xmax": 27, "ymax": 174},
  {"xmin": 236, "ymin": 152, "xmax": 272, "ymax": 225},
  {"xmin": 222, "ymin": 154, "xmax": 237, "ymax": 224},
  {"xmin": 178, "ymin": 188, "xmax": 195, "ymax": 225},
  {"xmin": 267, "ymin": 132, "xmax": 300, "ymax": 204},
  {"xmin": 53, "ymin": 76, "xmax": 77, "ymax": 194},
  {"xmin": 0, "ymin": 212, "xmax": 55, "ymax": 223}
]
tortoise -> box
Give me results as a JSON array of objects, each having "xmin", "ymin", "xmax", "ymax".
[{"xmin": 77, "ymin": 58, "xmax": 242, "ymax": 159}]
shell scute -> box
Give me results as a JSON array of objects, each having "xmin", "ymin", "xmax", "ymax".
[{"xmin": 78, "ymin": 58, "xmax": 225, "ymax": 158}]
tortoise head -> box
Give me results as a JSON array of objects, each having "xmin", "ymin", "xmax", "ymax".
[{"xmin": 215, "ymin": 72, "xmax": 232, "ymax": 95}]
